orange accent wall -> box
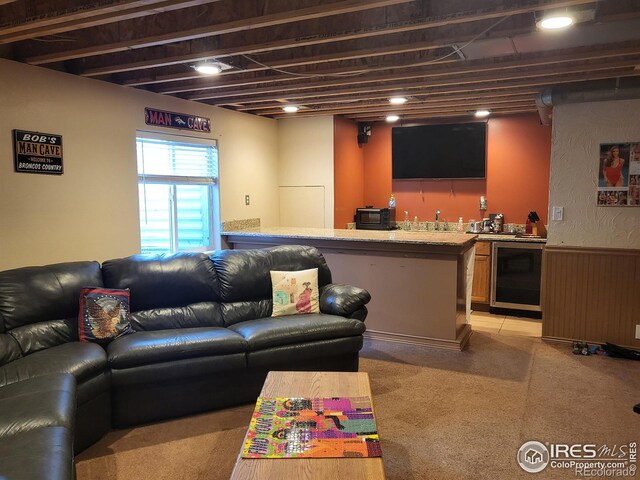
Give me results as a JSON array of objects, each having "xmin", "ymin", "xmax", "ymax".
[
  {"xmin": 486, "ymin": 114, "xmax": 551, "ymax": 224},
  {"xmin": 333, "ymin": 117, "xmax": 365, "ymax": 228},
  {"xmin": 359, "ymin": 113, "xmax": 551, "ymax": 225}
]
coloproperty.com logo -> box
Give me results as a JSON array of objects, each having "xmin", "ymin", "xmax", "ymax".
[{"xmin": 518, "ymin": 440, "xmax": 637, "ymax": 477}]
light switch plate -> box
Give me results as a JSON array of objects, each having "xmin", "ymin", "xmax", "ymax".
[
  {"xmin": 245, "ymin": 195, "xmax": 250, "ymax": 206},
  {"xmin": 636, "ymin": 324, "xmax": 640, "ymax": 340},
  {"xmin": 552, "ymin": 206, "xmax": 563, "ymax": 221}
]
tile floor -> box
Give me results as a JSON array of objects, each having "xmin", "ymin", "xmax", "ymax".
[{"xmin": 469, "ymin": 310, "xmax": 542, "ymax": 337}]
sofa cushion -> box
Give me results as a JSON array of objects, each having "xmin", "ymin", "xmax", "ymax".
[
  {"xmin": 0, "ymin": 261, "xmax": 102, "ymax": 355},
  {"xmin": 101, "ymin": 252, "xmax": 220, "ymax": 313},
  {"xmin": 228, "ymin": 314, "xmax": 366, "ymax": 351},
  {"xmin": 211, "ymin": 245, "xmax": 332, "ymax": 303},
  {"xmin": 246, "ymin": 337, "xmax": 363, "ymax": 370},
  {"xmin": 111, "ymin": 353, "xmax": 247, "ymax": 387},
  {"xmin": 130, "ymin": 302, "xmax": 224, "ymax": 331},
  {"xmin": 9, "ymin": 319, "xmax": 78, "ymax": 359},
  {"xmin": 0, "ymin": 374, "xmax": 76, "ymax": 437},
  {"xmin": 271, "ymin": 268, "xmax": 320, "ymax": 317},
  {"xmin": 221, "ymin": 300, "xmax": 272, "ymax": 327},
  {"xmin": 107, "ymin": 328, "xmax": 247, "ymax": 369},
  {"xmin": 0, "ymin": 334, "xmax": 22, "ymax": 366},
  {"xmin": 0, "ymin": 342, "xmax": 107, "ymax": 388},
  {"xmin": 0, "ymin": 426, "xmax": 74, "ymax": 480}
]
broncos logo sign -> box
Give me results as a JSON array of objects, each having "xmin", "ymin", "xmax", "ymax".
[{"xmin": 144, "ymin": 108, "xmax": 210, "ymax": 132}]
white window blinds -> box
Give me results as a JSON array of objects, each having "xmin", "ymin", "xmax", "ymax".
[{"xmin": 136, "ymin": 137, "xmax": 218, "ymax": 183}]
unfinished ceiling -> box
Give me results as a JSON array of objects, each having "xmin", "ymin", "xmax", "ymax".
[{"xmin": 2, "ymin": 0, "xmax": 640, "ymax": 122}]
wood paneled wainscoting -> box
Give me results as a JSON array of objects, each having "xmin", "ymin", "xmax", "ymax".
[{"xmin": 542, "ymin": 246, "xmax": 640, "ymax": 349}]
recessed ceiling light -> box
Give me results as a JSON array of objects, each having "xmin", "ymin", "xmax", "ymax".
[
  {"xmin": 538, "ymin": 15, "xmax": 574, "ymax": 30},
  {"xmin": 475, "ymin": 110, "xmax": 491, "ymax": 118},
  {"xmin": 386, "ymin": 115, "xmax": 400, "ymax": 123},
  {"xmin": 389, "ymin": 97, "xmax": 407, "ymax": 105},
  {"xmin": 282, "ymin": 105, "xmax": 299, "ymax": 113},
  {"xmin": 193, "ymin": 60, "xmax": 222, "ymax": 75}
]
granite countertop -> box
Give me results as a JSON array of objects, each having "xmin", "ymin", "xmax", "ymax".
[
  {"xmin": 223, "ymin": 226, "xmax": 477, "ymax": 246},
  {"xmin": 474, "ymin": 233, "xmax": 547, "ymax": 243}
]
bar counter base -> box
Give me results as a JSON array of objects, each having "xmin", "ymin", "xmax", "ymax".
[
  {"xmin": 224, "ymin": 231, "xmax": 475, "ymax": 352},
  {"xmin": 364, "ymin": 323, "xmax": 473, "ymax": 351}
]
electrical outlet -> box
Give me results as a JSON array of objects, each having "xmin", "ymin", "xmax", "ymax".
[
  {"xmin": 636, "ymin": 324, "xmax": 640, "ymax": 340},
  {"xmin": 552, "ymin": 206, "xmax": 564, "ymax": 221},
  {"xmin": 245, "ymin": 195, "xmax": 250, "ymax": 206}
]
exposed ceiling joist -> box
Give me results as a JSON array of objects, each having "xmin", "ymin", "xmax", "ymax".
[
  {"xmin": 185, "ymin": 56, "xmax": 640, "ymax": 102},
  {"xmin": 349, "ymin": 105, "xmax": 539, "ymax": 122},
  {"xmin": 255, "ymin": 94, "xmax": 538, "ymax": 117},
  {"xmin": 3, "ymin": 0, "xmax": 640, "ymax": 123},
  {"xmin": 74, "ymin": 0, "xmax": 597, "ymax": 77},
  {"xmin": 157, "ymin": 43, "xmax": 640, "ymax": 97},
  {"xmin": 0, "ymin": 0, "xmax": 222, "ymax": 45},
  {"xmin": 236, "ymin": 89, "xmax": 542, "ymax": 112},
  {"xmin": 23, "ymin": 0, "xmax": 416, "ymax": 65},
  {"xmin": 204, "ymin": 66, "xmax": 640, "ymax": 106},
  {"xmin": 123, "ymin": 25, "xmax": 533, "ymax": 87}
]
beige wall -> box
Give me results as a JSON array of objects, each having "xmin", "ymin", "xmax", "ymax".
[
  {"xmin": 277, "ymin": 116, "xmax": 334, "ymax": 228},
  {"xmin": 548, "ymin": 99, "xmax": 640, "ymax": 249},
  {"xmin": 0, "ymin": 59, "xmax": 279, "ymax": 270}
]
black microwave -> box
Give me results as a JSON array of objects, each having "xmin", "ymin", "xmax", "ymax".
[{"xmin": 355, "ymin": 207, "xmax": 396, "ymax": 230}]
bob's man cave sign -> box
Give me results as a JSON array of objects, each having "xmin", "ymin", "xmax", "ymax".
[{"xmin": 13, "ymin": 129, "xmax": 63, "ymax": 175}]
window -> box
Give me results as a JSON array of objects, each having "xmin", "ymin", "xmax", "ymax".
[{"xmin": 136, "ymin": 135, "xmax": 219, "ymax": 254}]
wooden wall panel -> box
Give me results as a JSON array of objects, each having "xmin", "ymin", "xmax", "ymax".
[{"xmin": 542, "ymin": 246, "xmax": 640, "ymax": 349}]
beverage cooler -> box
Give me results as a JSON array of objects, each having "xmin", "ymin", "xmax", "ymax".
[{"xmin": 490, "ymin": 242, "xmax": 543, "ymax": 312}]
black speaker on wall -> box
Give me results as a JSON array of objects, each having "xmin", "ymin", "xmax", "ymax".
[{"xmin": 357, "ymin": 122, "xmax": 372, "ymax": 145}]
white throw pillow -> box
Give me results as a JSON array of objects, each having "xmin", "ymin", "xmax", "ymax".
[{"xmin": 270, "ymin": 268, "xmax": 320, "ymax": 317}]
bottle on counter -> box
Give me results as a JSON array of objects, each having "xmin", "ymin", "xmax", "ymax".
[
  {"xmin": 457, "ymin": 217, "xmax": 464, "ymax": 232},
  {"xmin": 413, "ymin": 216, "xmax": 419, "ymax": 231},
  {"xmin": 388, "ymin": 194, "xmax": 396, "ymax": 209},
  {"xmin": 403, "ymin": 210, "xmax": 410, "ymax": 230}
]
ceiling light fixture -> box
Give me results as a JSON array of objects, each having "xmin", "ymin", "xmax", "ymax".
[
  {"xmin": 475, "ymin": 110, "xmax": 491, "ymax": 118},
  {"xmin": 385, "ymin": 114, "xmax": 400, "ymax": 123},
  {"xmin": 193, "ymin": 60, "xmax": 223, "ymax": 75},
  {"xmin": 282, "ymin": 105, "xmax": 299, "ymax": 113},
  {"xmin": 389, "ymin": 96, "xmax": 408, "ymax": 105},
  {"xmin": 537, "ymin": 14, "xmax": 574, "ymax": 30}
]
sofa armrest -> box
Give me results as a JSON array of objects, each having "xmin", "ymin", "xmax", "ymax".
[{"xmin": 319, "ymin": 284, "xmax": 371, "ymax": 320}]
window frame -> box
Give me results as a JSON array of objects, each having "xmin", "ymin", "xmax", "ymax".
[{"xmin": 136, "ymin": 131, "xmax": 221, "ymax": 254}]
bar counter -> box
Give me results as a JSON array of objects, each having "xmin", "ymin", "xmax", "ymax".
[
  {"xmin": 223, "ymin": 226, "xmax": 476, "ymax": 246},
  {"xmin": 223, "ymin": 227, "xmax": 478, "ymax": 351}
]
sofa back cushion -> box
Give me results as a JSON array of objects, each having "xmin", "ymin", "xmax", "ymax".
[
  {"xmin": 210, "ymin": 245, "xmax": 332, "ymax": 326},
  {"xmin": 0, "ymin": 261, "xmax": 103, "ymax": 358},
  {"xmin": 0, "ymin": 334, "xmax": 22, "ymax": 366},
  {"xmin": 101, "ymin": 253, "xmax": 223, "ymax": 330},
  {"xmin": 128, "ymin": 303, "xmax": 223, "ymax": 331}
]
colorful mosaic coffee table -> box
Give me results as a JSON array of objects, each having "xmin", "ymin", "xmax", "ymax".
[{"xmin": 230, "ymin": 371, "xmax": 386, "ymax": 479}]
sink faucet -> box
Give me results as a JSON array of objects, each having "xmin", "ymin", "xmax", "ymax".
[{"xmin": 434, "ymin": 210, "xmax": 440, "ymax": 231}]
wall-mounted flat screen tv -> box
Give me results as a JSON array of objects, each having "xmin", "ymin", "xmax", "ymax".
[{"xmin": 392, "ymin": 122, "xmax": 487, "ymax": 179}]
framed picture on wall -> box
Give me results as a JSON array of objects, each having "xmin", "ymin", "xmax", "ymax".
[
  {"xmin": 13, "ymin": 130, "xmax": 63, "ymax": 175},
  {"xmin": 597, "ymin": 143, "xmax": 640, "ymax": 206}
]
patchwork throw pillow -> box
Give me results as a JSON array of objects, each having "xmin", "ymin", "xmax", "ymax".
[
  {"xmin": 270, "ymin": 268, "xmax": 320, "ymax": 317},
  {"xmin": 79, "ymin": 287, "xmax": 132, "ymax": 344}
]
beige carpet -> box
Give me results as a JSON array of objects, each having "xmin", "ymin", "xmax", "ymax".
[{"xmin": 76, "ymin": 332, "xmax": 640, "ymax": 479}]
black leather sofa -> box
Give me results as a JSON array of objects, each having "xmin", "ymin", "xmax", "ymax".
[{"xmin": 0, "ymin": 245, "xmax": 370, "ymax": 479}]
